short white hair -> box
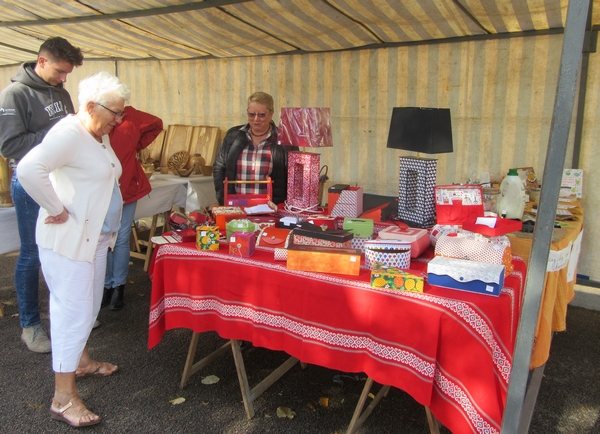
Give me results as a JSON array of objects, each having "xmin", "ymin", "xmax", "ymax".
[{"xmin": 78, "ymin": 71, "xmax": 131, "ymax": 110}]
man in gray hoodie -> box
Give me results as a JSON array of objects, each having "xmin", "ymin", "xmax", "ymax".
[{"xmin": 0, "ymin": 37, "xmax": 83, "ymax": 353}]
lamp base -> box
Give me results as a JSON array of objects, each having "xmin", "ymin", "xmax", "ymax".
[
  {"xmin": 397, "ymin": 156, "xmax": 437, "ymax": 228},
  {"xmin": 287, "ymin": 151, "xmax": 320, "ymax": 210}
]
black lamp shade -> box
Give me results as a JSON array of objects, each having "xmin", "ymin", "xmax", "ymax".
[{"xmin": 386, "ymin": 107, "xmax": 453, "ymax": 154}]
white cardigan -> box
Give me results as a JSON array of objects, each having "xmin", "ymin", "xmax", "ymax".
[{"xmin": 17, "ymin": 115, "xmax": 122, "ymax": 263}]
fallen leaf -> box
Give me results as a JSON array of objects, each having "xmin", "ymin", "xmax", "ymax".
[
  {"xmin": 319, "ymin": 397, "xmax": 329, "ymax": 407},
  {"xmin": 169, "ymin": 397, "xmax": 186, "ymax": 405},
  {"xmin": 276, "ymin": 406, "xmax": 296, "ymax": 419},
  {"xmin": 341, "ymin": 398, "xmax": 345, "ymax": 404},
  {"xmin": 201, "ymin": 401, "xmax": 210, "ymax": 406},
  {"xmin": 307, "ymin": 403, "xmax": 316, "ymax": 412},
  {"xmin": 12, "ymin": 313, "xmax": 19, "ymax": 318},
  {"xmin": 27, "ymin": 403, "xmax": 45, "ymax": 409},
  {"xmin": 368, "ymin": 393, "xmax": 375, "ymax": 400},
  {"xmin": 201, "ymin": 375, "xmax": 220, "ymax": 384}
]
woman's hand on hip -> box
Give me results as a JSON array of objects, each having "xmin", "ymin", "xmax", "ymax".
[{"xmin": 44, "ymin": 207, "xmax": 69, "ymax": 224}]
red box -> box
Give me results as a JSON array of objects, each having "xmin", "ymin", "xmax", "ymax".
[
  {"xmin": 229, "ymin": 231, "xmax": 256, "ymax": 257},
  {"xmin": 165, "ymin": 229, "xmax": 196, "ymax": 243},
  {"xmin": 211, "ymin": 206, "xmax": 247, "ymax": 231},
  {"xmin": 435, "ymin": 184, "xmax": 484, "ymax": 225},
  {"xmin": 303, "ymin": 214, "xmax": 342, "ymax": 230},
  {"xmin": 462, "ymin": 217, "xmax": 522, "ymax": 237}
]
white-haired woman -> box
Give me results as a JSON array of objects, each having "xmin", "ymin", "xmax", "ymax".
[{"xmin": 17, "ymin": 71, "xmax": 131, "ymax": 428}]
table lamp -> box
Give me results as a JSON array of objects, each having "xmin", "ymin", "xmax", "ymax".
[
  {"xmin": 386, "ymin": 107, "xmax": 453, "ymax": 227},
  {"xmin": 278, "ymin": 107, "xmax": 333, "ymax": 211}
]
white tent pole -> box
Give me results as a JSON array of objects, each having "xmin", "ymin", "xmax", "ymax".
[{"xmin": 501, "ymin": 0, "xmax": 591, "ymax": 432}]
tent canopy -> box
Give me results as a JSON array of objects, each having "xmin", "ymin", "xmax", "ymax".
[{"xmin": 0, "ymin": 0, "xmax": 596, "ymax": 66}]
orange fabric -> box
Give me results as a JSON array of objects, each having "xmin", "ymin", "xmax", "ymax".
[{"xmin": 508, "ymin": 201, "xmax": 583, "ymax": 369}]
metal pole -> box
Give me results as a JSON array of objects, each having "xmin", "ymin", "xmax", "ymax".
[{"xmin": 501, "ymin": 0, "xmax": 590, "ymax": 432}]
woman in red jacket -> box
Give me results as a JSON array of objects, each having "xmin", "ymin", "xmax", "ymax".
[{"xmin": 102, "ymin": 106, "xmax": 163, "ymax": 310}]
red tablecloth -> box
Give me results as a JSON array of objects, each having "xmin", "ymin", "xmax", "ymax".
[{"xmin": 149, "ymin": 243, "xmax": 525, "ymax": 434}]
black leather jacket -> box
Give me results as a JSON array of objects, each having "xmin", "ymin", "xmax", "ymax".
[{"xmin": 213, "ymin": 123, "xmax": 297, "ymax": 205}]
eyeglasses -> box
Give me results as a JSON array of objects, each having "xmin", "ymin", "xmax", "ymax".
[
  {"xmin": 247, "ymin": 112, "xmax": 268, "ymax": 119},
  {"xmin": 97, "ymin": 103, "xmax": 125, "ymax": 120}
]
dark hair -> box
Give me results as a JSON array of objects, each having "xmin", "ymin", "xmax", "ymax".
[{"xmin": 38, "ymin": 37, "xmax": 84, "ymax": 67}]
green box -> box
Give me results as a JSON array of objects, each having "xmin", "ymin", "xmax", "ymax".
[
  {"xmin": 226, "ymin": 219, "xmax": 256, "ymax": 239},
  {"xmin": 343, "ymin": 218, "xmax": 374, "ymax": 238}
]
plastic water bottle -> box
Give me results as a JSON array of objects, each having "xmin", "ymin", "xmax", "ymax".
[{"xmin": 497, "ymin": 168, "xmax": 526, "ymax": 219}]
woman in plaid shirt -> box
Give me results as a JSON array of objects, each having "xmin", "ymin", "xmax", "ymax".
[{"xmin": 213, "ymin": 91, "xmax": 297, "ymax": 205}]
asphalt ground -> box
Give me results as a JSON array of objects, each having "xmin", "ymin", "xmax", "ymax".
[{"xmin": 0, "ymin": 249, "xmax": 599, "ymax": 434}]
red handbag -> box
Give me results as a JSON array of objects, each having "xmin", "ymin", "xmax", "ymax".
[{"xmin": 257, "ymin": 227, "xmax": 292, "ymax": 249}]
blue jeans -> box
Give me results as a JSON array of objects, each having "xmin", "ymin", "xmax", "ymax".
[
  {"xmin": 104, "ymin": 201, "xmax": 137, "ymax": 289},
  {"xmin": 11, "ymin": 173, "xmax": 42, "ymax": 328}
]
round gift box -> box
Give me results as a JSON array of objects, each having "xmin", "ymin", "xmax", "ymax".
[{"xmin": 364, "ymin": 242, "xmax": 411, "ymax": 269}]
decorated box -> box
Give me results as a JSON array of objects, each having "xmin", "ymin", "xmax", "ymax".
[
  {"xmin": 343, "ymin": 218, "xmax": 374, "ymax": 238},
  {"xmin": 327, "ymin": 184, "xmax": 349, "ymax": 213},
  {"xmin": 287, "ymin": 245, "xmax": 362, "ymax": 276},
  {"xmin": 434, "ymin": 234, "xmax": 513, "ymax": 275},
  {"xmin": 364, "ymin": 240, "xmax": 412, "ymax": 269},
  {"xmin": 196, "ymin": 225, "xmax": 220, "ymax": 250},
  {"xmin": 330, "ymin": 186, "xmax": 363, "ymax": 218},
  {"xmin": 292, "ymin": 222, "xmax": 353, "ymax": 243},
  {"xmin": 287, "ymin": 151, "xmax": 320, "ymax": 209},
  {"xmin": 256, "ymin": 226, "xmax": 292, "ymax": 249},
  {"xmin": 226, "ymin": 219, "xmax": 256, "ymax": 239},
  {"xmin": 274, "ymin": 247, "xmax": 288, "ymax": 261},
  {"xmin": 229, "ymin": 231, "xmax": 256, "ymax": 257},
  {"xmin": 292, "ymin": 233, "xmax": 352, "ymax": 249},
  {"xmin": 427, "ymin": 256, "xmax": 505, "ymax": 296},
  {"xmin": 211, "ymin": 206, "xmax": 247, "ymax": 231},
  {"xmin": 377, "ymin": 225, "xmax": 430, "ymax": 258},
  {"xmin": 351, "ymin": 236, "xmax": 373, "ymax": 252},
  {"xmin": 370, "ymin": 263, "xmax": 424, "ymax": 292}
]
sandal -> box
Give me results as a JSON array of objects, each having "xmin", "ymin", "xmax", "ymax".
[
  {"xmin": 76, "ymin": 360, "xmax": 119, "ymax": 378},
  {"xmin": 50, "ymin": 397, "xmax": 100, "ymax": 428}
]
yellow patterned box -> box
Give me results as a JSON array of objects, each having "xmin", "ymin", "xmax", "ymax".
[
  {"xmin": 370, "ymin": 263, "xmax": 424, "ymax": 292},
  {"xmin": 196, "ymin": 225, "xmax": 220, "ymax": 250}
]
